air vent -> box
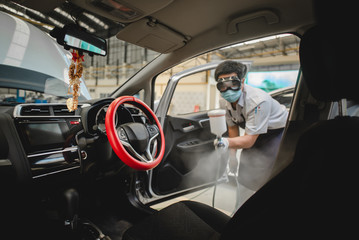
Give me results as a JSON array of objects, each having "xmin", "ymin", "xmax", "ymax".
[
  {"xmin": 53, "ymin": 105, "xmax": 75, "ymax": 116},
  {"xmin": 14, "ymin": 104, "xmax": 80, "ymax": 118},
  {"xmin": 20, "ymin": 105, "xmax": 50, "ymax": 116}
]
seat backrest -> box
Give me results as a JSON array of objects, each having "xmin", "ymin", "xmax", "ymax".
[
  {"xmin": 221, "ymin": 1, "xmax": 359, "ymax": 238},
  {"xmin": 221, "ymin": 116, "xmax": 359, "ymax": 239}
]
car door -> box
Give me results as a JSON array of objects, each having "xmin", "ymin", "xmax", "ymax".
[
  {"xmin": 137, "ymin": 61, "xmax": 298, "ymax": 206},
  {"xmin": 136, "ymin": 58, "xmax": 298, "ymax": 206},
  {"xmin": 149, "ymin": 62, "xmax": 228, "ymax": 197}
]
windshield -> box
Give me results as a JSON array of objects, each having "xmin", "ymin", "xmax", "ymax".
[
  {"xmin": 0, "ymin": 10, "xmax": 161, "ymax": 101},
  {"xmin": 0, "ymin": 11, "xmax": 91, "ymax": 105},
  {"xmin": 82, "ymin": 36, "xmax": 160, "ymax": 99}
]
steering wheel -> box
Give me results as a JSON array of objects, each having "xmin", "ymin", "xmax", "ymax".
[{"xmin": 105, "ymin": 96, "xmax": 165, "ymax": 170}]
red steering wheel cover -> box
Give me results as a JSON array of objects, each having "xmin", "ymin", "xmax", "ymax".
[{"xmin": 105, "ymin": 96, "xmax": 165, "ymax": 170}]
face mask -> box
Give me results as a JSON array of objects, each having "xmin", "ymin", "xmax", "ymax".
[{"xmin": 220, "ymin": 89, "xmax": 242, "ymax": 103}]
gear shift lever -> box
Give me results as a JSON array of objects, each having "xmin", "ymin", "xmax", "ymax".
[
  {"xmin": 63, "ymin": 188, "xmax": 79, "ymax": 230},
  {"xmin": 61, "ymin": 188, "xmax": 110, "ymax": 239}
]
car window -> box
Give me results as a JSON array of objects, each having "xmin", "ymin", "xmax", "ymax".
[
  {"xmin": 155, "ymin": 34, "xmax": 300, "ymax": 116},
  {"xmin": 133, "ymin": 89, "xmax": 145, "ymax": 101},
  {"xmin": 160, "ymin": 70, "xmax": 217, "ymax": 115},
  {"xmin": 273, "ymin": 93, "xmax": 293, "ymax": 109},
  {"xmin": 270, "ymin": 88, "xmax": 295, "ymax": 110},
  {"xmin": 328, "ymin": 100, "xmax": 359, "ymax": 119}
]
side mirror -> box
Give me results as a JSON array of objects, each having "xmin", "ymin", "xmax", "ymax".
[{"xmin": 50, "ymin": 24, "xmax": 107, "ymax": 56}]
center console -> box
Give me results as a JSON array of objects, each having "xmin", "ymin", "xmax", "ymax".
[{"xmin": 14, "ymin": 104, "xmax": 84, "ymax": 178}]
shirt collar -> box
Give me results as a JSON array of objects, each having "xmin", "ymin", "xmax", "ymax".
[{"xmin": 238, "ymin": 85, "xmax": 245, "ymax": 107}]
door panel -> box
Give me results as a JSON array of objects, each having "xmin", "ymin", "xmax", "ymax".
[{"xmin": 151, "ymin": 111, "xmax": 228, "ymax": 195}]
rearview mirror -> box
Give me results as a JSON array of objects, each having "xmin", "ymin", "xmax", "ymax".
[{"xmin": 50, "ymin": 24, "xmax": 107, "ymax": 56}]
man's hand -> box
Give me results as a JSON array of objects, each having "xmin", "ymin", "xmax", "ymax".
[{"xmin": 214, "ymin": 137, "xmax": 229, "ymax": 151}]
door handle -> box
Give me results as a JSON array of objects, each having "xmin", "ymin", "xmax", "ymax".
[{"xmin": 182, "ymin": 125, "xmax": 195, "ymax": 132}]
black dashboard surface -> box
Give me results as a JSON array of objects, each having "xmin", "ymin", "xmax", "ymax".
[{"xmin": 0, "ymin": 99, "xmax": 142, "ymax": 184}]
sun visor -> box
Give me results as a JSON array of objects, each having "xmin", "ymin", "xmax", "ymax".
[{"xmin": 116, "ymin": 19, "xmax": 188, "ymax": 53}]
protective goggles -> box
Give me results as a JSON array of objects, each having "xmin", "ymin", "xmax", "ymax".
[{"xmin": 216, "ymin": 76, "xmax": 241, "ymax": 92}]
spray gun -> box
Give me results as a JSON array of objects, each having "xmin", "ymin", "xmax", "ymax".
[{"xmin": 208, "ymin": 109, "xmax": 227, "ymax": 150}]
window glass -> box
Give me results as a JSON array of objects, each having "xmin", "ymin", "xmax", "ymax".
[{"xmin": 134, "ymin": 89, "xmax": 145, "ymax": 101}]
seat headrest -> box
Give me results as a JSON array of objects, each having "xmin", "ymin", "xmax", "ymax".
[
  {"xmin": 299, "ymin": 27, "xmax": 359, "ymax": 102},
  {"xmin": 300, "ymin": 0, "xmax": 358, "ymax": 102}
]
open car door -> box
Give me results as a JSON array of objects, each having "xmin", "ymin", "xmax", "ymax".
[
  {"xmin": 151, "ymin": 62, "xmax": 229, "ymax": 201},
  {"xmin": 134, "ymin": 61, "xmax": 249, "ymax": 205}
]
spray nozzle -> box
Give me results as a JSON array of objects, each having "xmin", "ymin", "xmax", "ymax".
[
  {"xmin": 216, "ymin": 137, "xmax": 225, "ymax": 148},
  {"xmin": 214, "ymin": 137, "xmax": 229, "ymax": 151}
]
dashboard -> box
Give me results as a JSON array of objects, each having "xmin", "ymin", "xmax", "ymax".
[{"xmin": 0, "ymin": 98, "xmax": 147, "ymax": 184}]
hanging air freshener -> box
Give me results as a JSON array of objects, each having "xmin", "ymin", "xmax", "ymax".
[{"xmin": 67, "ymin": 49, "xmax": 84, "ymax": 112}]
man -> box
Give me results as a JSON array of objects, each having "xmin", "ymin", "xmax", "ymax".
[{"xmin": 214, "ymin": 60, "xmax": 288, "ymax": 209}]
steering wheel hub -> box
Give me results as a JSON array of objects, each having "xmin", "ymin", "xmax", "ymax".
[{"xmin": 120, "ymin": 123, "xmax": 149, "ymax": 153}]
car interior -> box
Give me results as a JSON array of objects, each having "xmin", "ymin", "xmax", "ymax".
[{"xmin": 0, "ymin": 0, "xmax": 357, "ymax": 239}]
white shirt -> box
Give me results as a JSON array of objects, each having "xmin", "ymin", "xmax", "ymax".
[{"xmin": 220, "ymin": 85, "xmax": 288, "ymax": 135}]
